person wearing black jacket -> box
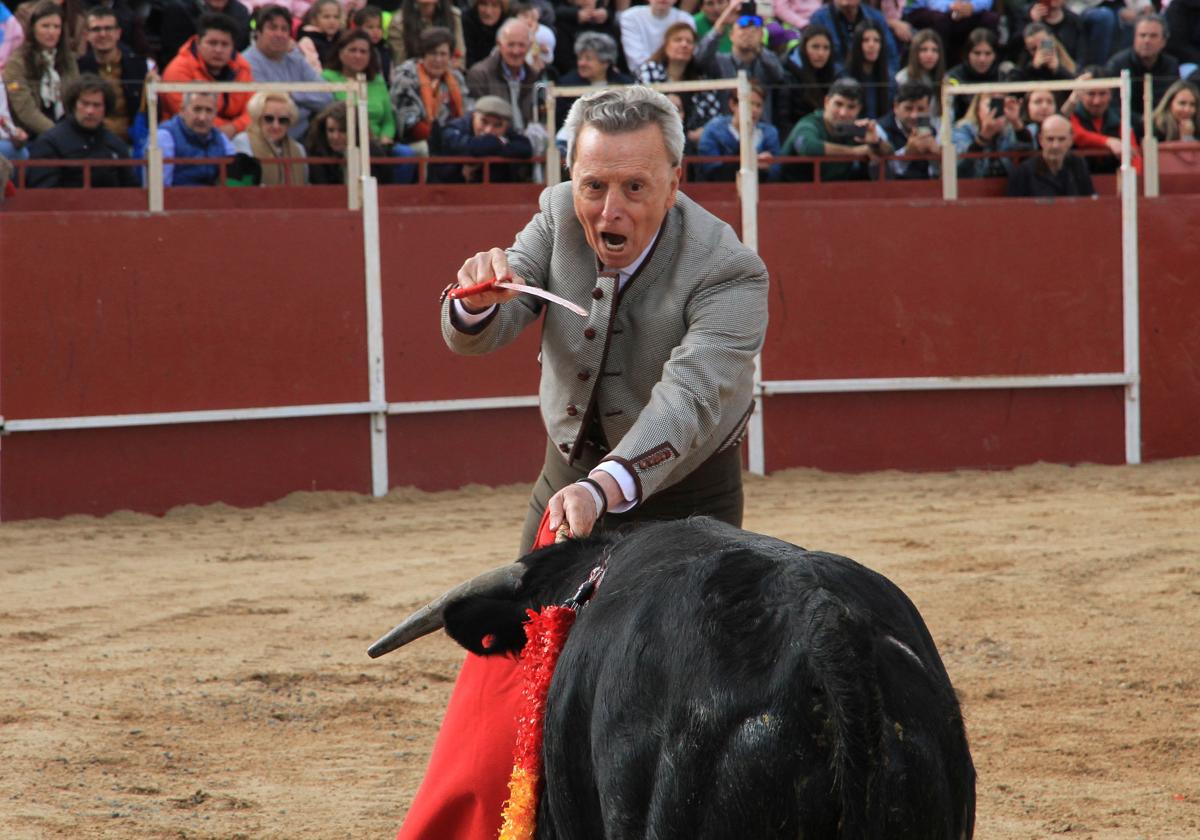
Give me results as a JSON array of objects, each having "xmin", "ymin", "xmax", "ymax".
[
  {"xmin": 430, "ymin": 94, "xmax": 533, "ymax": 183},
  {"xmin": 1104, "ymin": 15, "xmax": 1179, "ymax": 119},
  {"xmin": 157, "ymin": 0, "xmax": 250, "ymax": 65},
  {"xmin": 77, "ymin": 6, "xmax": 147, "ymax": 142},
  {"xmin": 1007, "ymin": 113, "xmax": 1095, "ymax": 197},
  {"xmin": 27, "ymin": 74, "xmax": 138, "ymax": 188},
  {"xmin": 1167, "ymin": 0, "xmax": 1200, "ymax": 68}
]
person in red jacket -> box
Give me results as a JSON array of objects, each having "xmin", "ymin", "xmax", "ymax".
[
  {"xmin": 161, "ymin": 12, "xmax": 254, "ymax": 137},
  {"xmin": 1068, "ymin": 66, "xmax": 1142, "ymax": 176}
]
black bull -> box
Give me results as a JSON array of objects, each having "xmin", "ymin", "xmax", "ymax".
[{"xmin": 370, "ymin": 517, "xmax": 976, "ymax": 840}]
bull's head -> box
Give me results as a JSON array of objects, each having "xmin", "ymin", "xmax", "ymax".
[{"xmin": 367, "ymin": 537, "xmax": 605, "ymax": 659}]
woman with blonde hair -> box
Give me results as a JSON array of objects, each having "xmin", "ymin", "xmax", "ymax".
[
  {"xmin": 952, "ymin": 91, "xmax": 1026, "ymax": 179},
  {"xmin": 233, "ymin": 91, "xmax": 308, "ymax": 185},
  {"xmin": 1152, "ymin": 79, "xmax": 1199, "ymax": 142}
]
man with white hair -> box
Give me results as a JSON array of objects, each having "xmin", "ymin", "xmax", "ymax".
[
  {"xmin": 465, "ymin": 17, "xmax": 550, "ymax": 129},
  {"xmin": 401, "ymin": 85, "xmax": 770, "ymax": 840}
]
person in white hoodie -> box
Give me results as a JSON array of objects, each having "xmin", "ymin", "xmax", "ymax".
[{"xmin": 619, "ymin": 0, "xmax": 694, "ymax": 74}]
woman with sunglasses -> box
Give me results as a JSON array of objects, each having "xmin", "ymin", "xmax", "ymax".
[{"xmin": 233, "ymin": 91, "xmax": 308, "ymax": 184}]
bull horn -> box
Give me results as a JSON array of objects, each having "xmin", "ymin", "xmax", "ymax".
[{"xmin": 367, "ymin": 562, "xmax": 528, "ymax": 658}]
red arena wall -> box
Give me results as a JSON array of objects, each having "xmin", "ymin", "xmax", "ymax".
[{"xmin": 2, "ymin": 194, "xmax": 1197, "ymax": 520}]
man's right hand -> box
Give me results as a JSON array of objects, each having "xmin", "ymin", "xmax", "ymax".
[{"xmin": 455, "ymin": 247, "xmax": 524, "ymax": 312}]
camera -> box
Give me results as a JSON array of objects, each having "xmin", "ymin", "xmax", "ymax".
[
  {"xmin": 829, "ymin": 122, "xmax": 862, "ymax": 143},
  {"xmin": 738, "ymin": 1, "xmax": 766, "ymax": 18}
]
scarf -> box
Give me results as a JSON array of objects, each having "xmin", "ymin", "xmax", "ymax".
[
  {"xmin": 248, "ymin": 131, "xmax": 305, "ymax": 186},
  {"xmin": 413, "ymin": 62, "xmax": 463, "ymax": 142},
  {"xmin": 38, "ymin": 50, "xmax": 63, "ymax": 119}
]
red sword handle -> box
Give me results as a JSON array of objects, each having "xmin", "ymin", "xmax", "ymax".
[{"xmin": 446, "ymin": 278, "xmax": 500, "ymax": 300}]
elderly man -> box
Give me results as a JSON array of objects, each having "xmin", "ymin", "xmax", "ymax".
[
  {"xmin": 27, "ymin": 75, "xmax": 138, "ymax": 188},
  {"xmin": 1007, "ymin": 113, "xmax": 1095, "ymax": 196},
  {"xmin": 399, "ymin": 85, "xmax": 769, "ymax": 840},
  {"xmin": 1105, "ymin": 14, "xmax": 1180, "ymax": 118},
  {"xmin": 161, "ymin": 12, "xmax": 255, "ymax": 136},
  {"xmin": 77, "ymin": 6, "xmax": 148, "ymax": 143},
  {"xmin": 697, "ymin": 0, "xmax": 788, "ymax": 127},
  {"xmin": 156, "ymin": 91, "xmax": 239, "ymax": 186},
  {"xmin": 243, "ymin": 5, "xmax": 332, "ymax": 141},
  {"xmin": 432, "ymin": 94, "xmax": 534, "ymax": 183},
  {"xmin": 465, "ymin": 17, "xmax": 549, "ymax": 131}
]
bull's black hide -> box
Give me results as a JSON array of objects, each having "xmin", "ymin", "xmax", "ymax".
[{"xmin": 443, "ymin": 517, "xmax": 975, "ymax": 840}]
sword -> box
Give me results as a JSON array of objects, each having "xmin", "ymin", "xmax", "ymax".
[{"xmin": 446, "ymin": 278, "xmax": 590, "ymax": 318}]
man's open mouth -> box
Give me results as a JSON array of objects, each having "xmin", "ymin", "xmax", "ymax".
[{"xmin": 601, "ymin": 233, "xmax": 627, "ymax": 249}]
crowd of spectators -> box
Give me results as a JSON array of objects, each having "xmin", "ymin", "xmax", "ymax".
[{"xmin": 1, "ymin": 0, "xmax": 1198, "ymax": 195}]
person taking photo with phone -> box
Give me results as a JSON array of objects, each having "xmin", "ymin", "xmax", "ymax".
[
  {"xmin": 782, "ymin": 76, "xmax": 891, "ymax": 181},
  {"xmin": 877, "ymin": 79, "xmax": 940, "ymax": 178}
]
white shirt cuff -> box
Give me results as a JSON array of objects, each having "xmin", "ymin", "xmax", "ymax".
[
  {"xmin": 575, "ymin": 479, "xmax": 605, "ymax": 517},
  {"xmin": 452, "ymin": 298, "xmax": 496, "ymax": 326},
  {"xmin": 592, "ymin": 461, "xmax": 638, "ymax": 513}
]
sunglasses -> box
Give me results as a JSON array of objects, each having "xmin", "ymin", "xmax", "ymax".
[
  {"xmin": 737, "ymin": 14, "xmax": 763, "ymax": 26},
  {"xmin": 263, "ymin": 114, "xmax": 292, "ymax": 125}
]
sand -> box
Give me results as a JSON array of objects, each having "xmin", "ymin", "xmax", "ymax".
[{"xmin": 2, "ymin": 459, "xmax": 1198, "ymax": 839}]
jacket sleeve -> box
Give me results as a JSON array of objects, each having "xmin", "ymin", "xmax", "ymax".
[
  {"xmin": 4, "ymin": 61, "xmax": 56, "ymax": 136},
  {"xmin": 25, "ymin": 131, "xmax": 62, "ymax": 188},
  {"xmin": 157, "ymin": 127, "xmax": 176, "ymax": 185},
  {"xmin": 697, "ymin": 118, "xmax": 725, "ymax": 179}
]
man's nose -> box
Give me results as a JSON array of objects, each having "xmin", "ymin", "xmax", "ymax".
[{"xmin": 600, "ymin": 190, "xmax": 626, "ymax": 221}]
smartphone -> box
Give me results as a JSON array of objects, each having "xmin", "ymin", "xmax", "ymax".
[
  {"xmin": 1039, "ymin": 37, "xmax": 1055, "ymax": 52},
  {"xmin": 914, "ymin": 114, "xmax": 932, "ymax": 136},
  {"xmin": 989, "ymin": 97, "xmax": 1005, "ymax": 119}
]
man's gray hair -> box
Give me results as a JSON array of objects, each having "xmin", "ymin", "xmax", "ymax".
[
  {"xmin": 182, "ymin": 90, "xmax": 220, "ymax": 108},
  {"xmin": 574, "ymin": 31, "xmax": 619, "ymax": 67},
  {"xmin": 497, "ymin": 17, "xmax": 528, "ymax": 43},
  {"xmin": 563, "ymin": 86, "xmax": 685, "ymax": 169}
]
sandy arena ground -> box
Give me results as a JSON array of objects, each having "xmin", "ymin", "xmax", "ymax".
[{"xmin": 2, "ymin": 458, "xmax": 1198, "ymax": 839}]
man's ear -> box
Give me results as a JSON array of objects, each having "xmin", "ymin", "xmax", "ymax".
[{"xmin": 665, "ymin": 165, "xmax": 681, "ymax": 209}]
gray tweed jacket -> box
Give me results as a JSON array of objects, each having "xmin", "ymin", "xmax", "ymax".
[{"xmin": 441, "ymin": 181, "xmax": 769, "ymax": 501}]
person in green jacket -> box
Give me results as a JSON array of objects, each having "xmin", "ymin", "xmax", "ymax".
[
  {"xmin": 322, "ymin": 29, "xmax": 398, "ymax": 147},
  {"xmin": 782, "ymin": 77, "xmax": 889, "ymax": 181}
]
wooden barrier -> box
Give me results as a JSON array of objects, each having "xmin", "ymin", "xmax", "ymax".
[{"xmin": 2, "ymin": 193, "xmax": 1197, "ymax": 519}]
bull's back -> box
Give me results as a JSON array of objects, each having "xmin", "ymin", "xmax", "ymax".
[{"xmin": 538, "ymin": 518, "xmax": 974, "ymax": 840}]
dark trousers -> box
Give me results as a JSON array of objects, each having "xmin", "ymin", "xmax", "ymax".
[{"xmin": 518, "ymin": 439, "xmax": 745, "ymax": 554}]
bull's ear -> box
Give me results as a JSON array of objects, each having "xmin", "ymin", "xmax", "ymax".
[{"xmin": 443, "ymin": 597, "xmax": 530, "ymax": 656}]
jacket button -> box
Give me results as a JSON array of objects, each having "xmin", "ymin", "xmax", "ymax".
[
  {"xmin": 559, "ymin": 443, "xmax": 570, "ymax": 453},
  {"xmin": 584, "ymin": 327, "xmax": 596, "ymax": 340},
  {"xmin": 566, "ymin": 404, "xmax": 578, "ymax": 416},
  {"xmin": 578, "ymin": 370, "xmax": 590, "ymax": 381},
  {"xmin": 592, "ymin": 288, "xmax": 604, "ymax": 300}
]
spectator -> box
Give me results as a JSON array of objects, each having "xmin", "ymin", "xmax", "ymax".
[
  {"xmin": 1105, "ymin": 14, "xmax": 1179, "ymax": 119},
  {"xmin": 1020, "ymin": 0, "xmax": 1084, "ymax": 65},
  {"xmin": 323, "ymin": 29, "xmax": 399, "ymax": 147},
  {"xmin": 1, "ymin": 4, "xmax": 25, "ymax": 71},
  {"xmin": 14, "ymin": 0, "xmax": 87, "ymax": 56},
  {"xmin": 782, "ymin": 76, "xmax": 889, "ymax": 180},
  {"xmin": 1007, "ymin": 112, "xmax": 1095, "ymax": 195},
  {"xmin": 555, "ymin": 31, "xmax": 632, "ymax": 126},
  {"xmin": 953, "ymin": 90, "xmax": 1025, "ymax": 177},
  {"xmin": 297, "ymin": 0, "xmax": 343, "ymax": 71},
  {"xmin": 157, "ymin": 90, "xmax": 238, "ymax": 184},
  {"xmin": 1152, "ymin": 78, "xmax": 1199, "ymax": 140},
  {"xmin": 946, "ymin": 27, "xmax": 999, "ymax": 120},
  {"xmin": 512, "ymin": 1, "xmax": 555, "ymax": 72},
  {"xmin": 232, "ymin": 90, "xmax": 307, "ymax": 183},
  {"xmin": 878, "ymin": 79, "xmax": 941, "ymax": 178},
  {"xmin": 1167, "ymin": 0, "xmax": 1200, "ymax": 73},
  {"xmin": 694, "ymin": 0, "xmax": 731, "ymax": 54},
  {"xmin": 894, "ymin": 28, "xmax": 945, "ymax": 117},
  {"xmin": 391, "ymin": 25, "xmax": 468, "ymax": 150},
  {"xmin": 697, "ymin": 78, "xmax": 781, "ymax": 181},
  {"xmin": 244, "ymin": 5, "xmax": 333, "ymax": 141},
  {"xmin": 161, "ymin": 12, "xmax": 254, "ymax": 136},
  {"xmin": 80, "ymin": 0, "xmax": 146, "ymax": 57},
  {"xmin": 0, "ymin": 83, "xmax": 31, "ymax": 160},
  {"xmin": 810, "ymin": 0, "xmax": 898, "ymax": 78},
  {"xmin": 388, "ymin": 0, "xmax": 466, "ymax": 69},
  {"xmin": 696, "ymin": 0, "xmax": 787, "ymax": 127},
  {"xmin": 1070, "ymin": 66, "xmax": 1139, "ymax": 173},
  {"xmin": 637, "ymin": 21, "xmax": 722, "ymax": 147},
  {"xmin": 553, "ymin": 0, "xmax": 620, "ymax": 76},
  {"xmin": 26, "ymin": 73, "xmax": 136, "ymax": 186},
  {"xmin": 842, "ymin": 19, "xmax": 894, "ymax": 119},
  {"xmin": 465, "ymin": 17, "xmax": 547, "ymax": 130},
  {"xmin": 784, "ymin": 23, "xmax": 835, "ymax": 122},
  {"xmin": 1013, "ymin": 22, "xmax": 1076, "ymax": 98},
  {"xmin": 773, "ymin": 0, "xmax": 820, "ymax": 36},
  {"xmin": 431, "ymin": 93, "xmax": 532, "ymax": 182},
  {"xmin": 1067, "ymin": 0, "xmax": 1146, "ymax": 70},
  {"xmin": 902, "ymin": 0, "xmax": 999, "ymax": 66},
  {"xmin": 1015, "ymin": 85, "xmax": 1061, "ymax": 144},
  {"xmin": 305, "ymin": 99, "xmax": 395, "ymax": 183},
  {"xmin": 2, "ymin": 1, "xmax": 79, "ymax": 139},
  {"xmin": 353, "ymin": 6, "xmax": 394, "ymax": 83},
  {"xmin": 463, "ymin": 0, "xmax": 509, "ymax": 68},
  {"xmin": 875, "ymin": 0, "xmax": 914, "ymax": 49},
  {"xmin": 77, "ymin": 6, "xmax": 147, "ymax": 143},
  {"xmin": 159, "ymin": 0, "xmax": 251, "ymax": 65},
  {"xmin": 620, "ymin": 0, "xmax": 693, "ymax": 75}
]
